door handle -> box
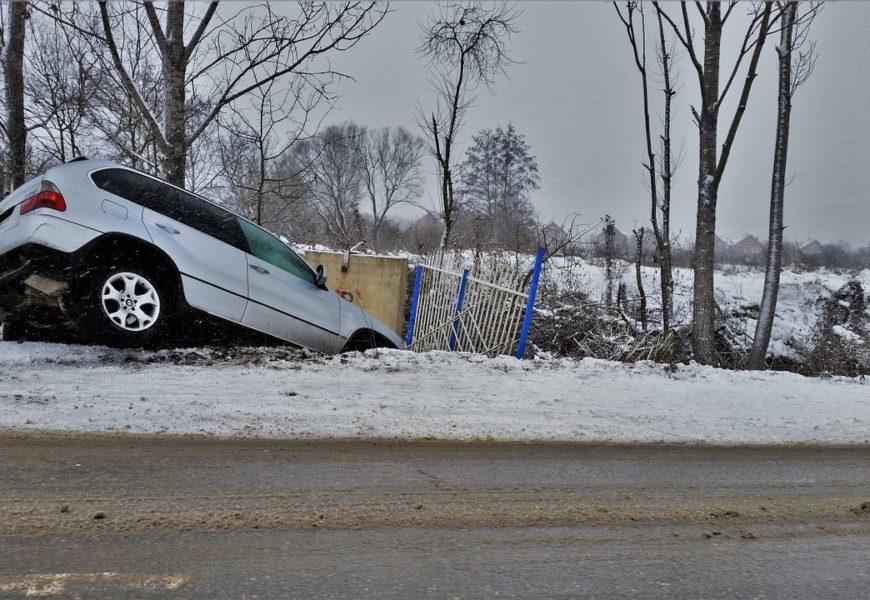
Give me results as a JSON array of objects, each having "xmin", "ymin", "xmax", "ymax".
[
  {"xmin": 249, "ymin": 264, "xmax": 270, "ymax": 275},
  {"xmin": 155, "ymin": 222, "xmax": 180, "ymax": 235}
]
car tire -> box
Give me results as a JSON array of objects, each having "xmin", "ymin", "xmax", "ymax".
[{"xmin": 77, "ymin": 261, "xmax": 177, "ymax": 348}]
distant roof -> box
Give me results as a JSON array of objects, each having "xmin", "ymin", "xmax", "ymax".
[{"xmin": 801, "ymin": 240, "xmax": 826, "ymax": 255}]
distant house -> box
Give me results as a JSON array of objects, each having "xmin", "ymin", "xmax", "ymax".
[
  {"xmin": 730, "ymin": 235, "xmax": 766, "ymax": 264},
  {"xmin": 593, "ymin": 226, "xmax": 630, "ymax": 258},
  {"xmin": 541, "ymin": 221, "xmax": 570, "ymax": 249},
  {"xmin": 800, "ymin": 239, "xmax": 826, "ymax": 257}
]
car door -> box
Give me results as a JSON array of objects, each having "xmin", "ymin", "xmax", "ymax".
[
  {"xmin": 236, "ymin": 218, "xmax": 343, "ymax": 353},
  {"xmin": 141, "ymin": 183, "xmax": 249, "ymax": 322}
]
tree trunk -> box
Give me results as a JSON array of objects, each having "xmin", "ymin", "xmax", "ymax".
[
  {"xmin": 162, "ymin": 1, "xmax": 187, "ymax": 186},
  {"xmin": 439, "ymin": 165, "xmax": 455, "ymax": 249},
  {"xmin": 604, "ymin": 216, "xmax": 615, "ymax": 308},
  {"xmin": 4, "ymin": 0, "xmax": 28, "ymax": 189},
  {"xmin": 748, "ymin": 2, "xmax": 797, "ymax": 370},
  {"xmin": 691, "ymin": 3, "xmax": 723, "ymax": 365},
  {"xmin": 634, "ymin": 227, "xmax": 648, "ymax": 332},
  {"xmin": 656, "ymin": 8, "xmax": 674, "ymax": 335},
  {"xmin": 616, "ymin": 3, "xmax": 675, "ymax": 336}
]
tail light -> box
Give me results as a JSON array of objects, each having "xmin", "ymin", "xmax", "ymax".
[{"xmin": 20, "ymin": 181, "xmax": 66, "ymax": 215}]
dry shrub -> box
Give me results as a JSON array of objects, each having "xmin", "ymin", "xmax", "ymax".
[
  {"xmin": 803, "ymin": 281, "xmax": 870, "ymax": 376},
  {"xmin": 530, "ymin": 292, "xmax": 680, "ymax": 364}
]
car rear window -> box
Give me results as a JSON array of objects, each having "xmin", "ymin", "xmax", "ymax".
[
  {"xmin": 92, "ymin": 168, "xmax": 160, "ymax": 207},
  {"xmin": 92, "ymin": 168, "xmax": 248, "ymax": 253}
]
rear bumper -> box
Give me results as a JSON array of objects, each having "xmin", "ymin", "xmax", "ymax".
[
  {"xmin": 0, "ymin": 214, "xmax": 100, "ymax": 321},
  {"xmin": 0, "ymin": 243, "xmax": 83, "ymax": 319},
  {"xmin": 0, "ymin": 212, "xmax": 101, "ymax": 256}
]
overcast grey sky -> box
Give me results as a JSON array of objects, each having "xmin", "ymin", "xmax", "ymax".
[{"xmin": 326, "ymin": 1, "xmax": 870, "ymax": 247}]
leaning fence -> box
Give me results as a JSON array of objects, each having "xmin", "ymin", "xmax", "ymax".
[{"xmin": 405, "ymin": 248, "xmax": 544, "ymax": 358}]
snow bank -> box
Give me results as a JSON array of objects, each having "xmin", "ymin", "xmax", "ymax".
[{"xmin": 1, "ymin": 342, "xmax": 868, "ymax": 444}]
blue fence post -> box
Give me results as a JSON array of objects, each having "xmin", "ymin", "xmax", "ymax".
[
  {"xmin": 405, "ymin": 265, "xmax": 424, "ymax": 349},
  {"xmin": 516, "ymin": 247, "xmax": 545, "ymax": 359},
  {"xmin": 449, "ymin": 268, "xmax": 470, "ymax": 351}
]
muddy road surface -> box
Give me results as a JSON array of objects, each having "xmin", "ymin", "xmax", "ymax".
[{"xmin": 1, "ymin": 436, "xmax": 869, "ymax": 598}]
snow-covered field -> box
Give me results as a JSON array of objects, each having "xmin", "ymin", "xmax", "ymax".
[{"xmin": 1, "ymin": 342, "xmax": 867, "ymax": 445}]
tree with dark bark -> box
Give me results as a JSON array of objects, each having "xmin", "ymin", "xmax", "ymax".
[
  {"xmin": 633, "ymin": 226, "xmax": 648, "ymax": 332},
  {"xmin": 90, "ymin": 1, "xmax": 385, "ymax": 187},
  {"xmin": 603, "ymin": 215, "xmax": 616, "ymax": 309},
  {"xmin": 748, "ymin": 1, "xmax": 821, "ymax": 369},
  {"xmin": 655, "ymin": 1, "xmax": 774, "ymax": 365},
  {"xmin": 3, "ymin": 0, "xmax": 28, "ymax": 190},
  {"xmin": 418, "ymin": 1, "xmax": 520, "ymax": 249},
  {"xmin": 614, "ymin": 1, "xmax": 678, "ymax": 335}
]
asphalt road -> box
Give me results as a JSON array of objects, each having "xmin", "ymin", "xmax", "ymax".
[{"xmin": 1, "ymin": 435, "xmax": 868, "ymax": 598}]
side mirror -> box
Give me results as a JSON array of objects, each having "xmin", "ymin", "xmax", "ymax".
[{"xmin": 314, "ymin": 264, "xmax": 328, "ymax": 288}]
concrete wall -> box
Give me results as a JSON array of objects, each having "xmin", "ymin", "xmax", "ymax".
[{"xmin": 305, "ymin": 251, "xmax": 408, "ymax": 336}]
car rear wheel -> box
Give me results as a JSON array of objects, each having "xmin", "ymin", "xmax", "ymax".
[{"xmin": 79, "ymin": 262, "xmax": 176, "ymax": 347}]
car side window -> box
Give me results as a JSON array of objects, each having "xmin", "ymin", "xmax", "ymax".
[
  {"xmin": 156, "ymin": 184, "xmax": 248, "ymax": 252},
  {"xmin": 91, "ymin": 168, "xmax": 160, "ymax": 208},
  {"xmin": 237, "ymin": 218, "xmax": 314, "ymax": 284}
]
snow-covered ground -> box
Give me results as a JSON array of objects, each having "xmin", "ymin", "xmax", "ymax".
[{"xmin": 1, "ymin": 342, "xmax": 867, "ymax": 445}]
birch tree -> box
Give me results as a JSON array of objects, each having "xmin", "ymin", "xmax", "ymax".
[
  {"xmin": 655, "ymin": 1, "xmax": 773, "ymax": 365},
  {"xmin": 748, "ymin": 1, "xmax": 820, "ymax": 369},
  {"xmin": 418, "ymin": 1, "xmax": 520, "ymax": 249}
]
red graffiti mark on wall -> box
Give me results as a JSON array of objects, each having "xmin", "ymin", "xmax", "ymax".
[{"xmin": 334, "ymin": 287, "xmax": 364, "ymax": 304}]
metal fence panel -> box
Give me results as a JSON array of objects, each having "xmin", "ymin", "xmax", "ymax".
[{"xmin": 406, "ymin": 249, "xmax": 544, "ymax": 358}]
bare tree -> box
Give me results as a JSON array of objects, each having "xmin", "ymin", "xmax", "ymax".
[
  {"xmin": 418, "ymin": 1, "xmax": 520, "ymax": 249},
  {"xmin": 358, "ymin": 126, "xmax": 425, "ymax": 252},
  {"xmin": 41, "ymin": 1, "xmax": 170, "ymax": 173},
  {"xmin": 86, "ymin": 1, "xmax": 386, "ymax": 187},
  {"xmin": 217, "ymin": 77, "xmax": 319, "ymax": 230},
  {"xmin": 655, "ymin": 1, "xmax": 774, "ymax": 365},
  {"xmin": 299, "ymin": 122, "xmax": 366, "ymax": 249},
  {"xmin": 614, "ymin": 2, "xmax": 678, "ymax": 334},
  {"xmin": 25, "ymin": 14, "xmax": 102, "ymax": 165},
  {"xmin": 748, "ymin": 1, "xmax": 821, "ymax": 369},
  {"xmin": 3, "ymin": 0, "xmax": 28, "ymax": 189}
]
